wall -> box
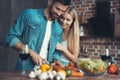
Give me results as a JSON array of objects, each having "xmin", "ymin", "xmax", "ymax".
[
  {"xmin": 0, "ymin": 0, "xmax": 47, "ymax": 71},
  {"xmin": 80, "ymin": 37, "xmax": 120, "ymax": 67},
  {"xmin": 70, "ymin": 0, "xmax": 120, "ymax": 67},
  {"xmin": 71, "ymin": 0, "xmax": 120, "ymax": 24},
  {"xmin": 0, "ymin": 0, "xmax": 11, "ymax": 71}
]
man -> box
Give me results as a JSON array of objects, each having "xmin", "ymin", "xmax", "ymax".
[{"xmin": 5, "ymin": 0, "xmax": 71, "ymax": 70}]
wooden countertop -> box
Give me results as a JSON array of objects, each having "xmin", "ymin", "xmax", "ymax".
[{"xmin": 0, "ymin": 71, "xmax": 120, "ymax": 80}]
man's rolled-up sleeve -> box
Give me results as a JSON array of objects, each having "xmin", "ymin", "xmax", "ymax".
[{"xmin": 5, "ymin": 10, "xmax": 28, "ymax": 47}]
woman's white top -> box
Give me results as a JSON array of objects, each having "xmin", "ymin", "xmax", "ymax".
[{"xmin": 60, "ymin": 40, "xmax": 70, "ymax": 65}]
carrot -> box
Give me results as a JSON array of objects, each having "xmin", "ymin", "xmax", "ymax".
[{"xmin": 71, "ymin": 70, "xmax": 84, "ymax": 77}]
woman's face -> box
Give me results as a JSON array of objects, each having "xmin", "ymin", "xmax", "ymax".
[{"xmin": 59, "ymin": 13, "xmax": 73, "ymax": 30}]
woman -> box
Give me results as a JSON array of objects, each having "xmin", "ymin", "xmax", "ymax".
[{"xmin": 55, "ymin": 7, "xmax": 80, "ymax": 67}]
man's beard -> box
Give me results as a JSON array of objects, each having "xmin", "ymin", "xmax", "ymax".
[{"xmin": 49, "ymin": 10, "xmax": 59, "ymax": 20}]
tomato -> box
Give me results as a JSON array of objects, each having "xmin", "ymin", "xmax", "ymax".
[
  {"xmin": 87, "ymin": 69, "xmax": 94, "ymax": 73},
  {"xmin": 100, "ymin": 67, "xmax": 104, "ymax": 73},
  {"xmin": 107, "ymin": 63, "xmax": 118, "ymax": 74}
]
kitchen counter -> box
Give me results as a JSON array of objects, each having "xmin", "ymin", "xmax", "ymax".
[{"xmin": 0, "ymin": 71, "xmax": 120, "ymax": 80}]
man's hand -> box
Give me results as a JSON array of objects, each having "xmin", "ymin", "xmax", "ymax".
[
  {"xmin": 29, "ymin": 49, "xmax": 48, "ymax": 65},
  {"xmin": 14, "ymin": 41, "xmax": 48, "ymax": 66}
]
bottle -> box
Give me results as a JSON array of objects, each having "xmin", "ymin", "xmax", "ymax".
[
  {"xmin": 105, "ymin": 48, "xmax": 112, "ymax": 65},
  {"xmin": 80, "ymin": 26, "xmax": 84, "ymax": 36},
  {"xmin": 105, "ymin": 48, "xmax": 109, "ymax": 56}
]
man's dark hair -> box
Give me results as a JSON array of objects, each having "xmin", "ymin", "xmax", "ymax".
[{"xmin": 53, "ymin": 0, "xmax": 71, "ymax": 5}]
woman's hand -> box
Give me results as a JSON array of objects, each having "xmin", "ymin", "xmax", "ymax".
[
  {"xmin": 56, "ymin": 43, "xmax": 65, "ymax": 51},
  {"xmin": 29, "ymin": 49, "xmax": 48, "ymax": 65},
  {"xmin": 53, "ymin": 60, "xmax": 65, "ymax": 68}
]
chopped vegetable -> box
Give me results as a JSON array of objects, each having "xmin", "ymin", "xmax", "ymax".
[
  {"xmin": 40, "ymin": 64, "xmax": 52, "ymax": 72},
  {"xmin": 71, "ymin": 70, "xmax": 84, "ymax": 77},
  {"xmin": 107, "ymin": 63, "xmax": 119, "ymax": 74},
  {"xmin": 78, "ymin": 59, "xmax": 108, "ymax": 74},
  {"xmin": 65, "ymin": 69, "xmax": 72, "ymax": 77}
]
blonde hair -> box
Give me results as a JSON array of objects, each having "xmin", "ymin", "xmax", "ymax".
[{"xmin": 66, "ymin": 8, "xmax": 80, "ymax": 55}]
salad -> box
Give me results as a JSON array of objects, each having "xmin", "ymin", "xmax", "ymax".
[{"xmin": 78, "ymin": 59, "xmax": 108, "ymax": 75}]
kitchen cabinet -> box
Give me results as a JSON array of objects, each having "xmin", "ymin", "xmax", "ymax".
[
  {"xmin": 84, "ymin": 14, "xmax": 120, "ymax": 38},
  {"xmin": 114, "ymin": 9, "xmax": 120, "ymax": 37},
  {"xmin": 114, "ymin": 23, "xmax": 120, "ymax": 37}
]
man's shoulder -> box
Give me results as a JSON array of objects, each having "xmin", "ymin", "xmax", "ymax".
[
  {"xmin": 22, "ymin": 8, "xmax": 44, "ymax": 15},
  {"xmin": 25, "ymin": 8, "xmax": 43, "ymax": 11},
  {"xmin": 53, "ymin": 20, "xmax": 63, "ymax": 35},
  {"xmin": 54, "ymin": 20, "xmax": 61, "ymax": 27}
]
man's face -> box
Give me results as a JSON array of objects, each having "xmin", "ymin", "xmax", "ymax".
[{"xmin": 49, "ymin": 1, "xmax": 69, "ymax": 20}]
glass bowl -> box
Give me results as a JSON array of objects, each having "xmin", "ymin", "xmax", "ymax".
[{"xmin": 77, "ymin": 58, "xmax": 108, "ymax": 76}]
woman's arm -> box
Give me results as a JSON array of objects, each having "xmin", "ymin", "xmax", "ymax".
[{"xmin": 56, "ymin": 43, "xmax": 78, "ymax": 63}]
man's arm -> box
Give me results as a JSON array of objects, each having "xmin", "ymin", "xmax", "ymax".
[{"xmin": 14, "ymin": 41, "xmax": 47, "ymax": 65}]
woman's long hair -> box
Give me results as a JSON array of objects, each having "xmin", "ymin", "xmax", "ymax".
[{"xmin": 66, "ymin": 8, "xmax": 80, "ymax": 56}]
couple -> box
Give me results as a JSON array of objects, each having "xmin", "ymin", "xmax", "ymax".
[{"xmin": 5, "ymin": 0, "xmax": 79, "ymax": 70}]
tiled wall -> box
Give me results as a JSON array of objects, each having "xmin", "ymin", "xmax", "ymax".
[
  {"xmin": 79, "ymin": 37, "xmax": 120, "ymax": 67},
  {"xmin": 70, "ymin": 0, "xmax": 120, "ymax": 67},
  {"xmin": 71, "ymin": 0, "xmax": 120, "ymax": 24}
]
